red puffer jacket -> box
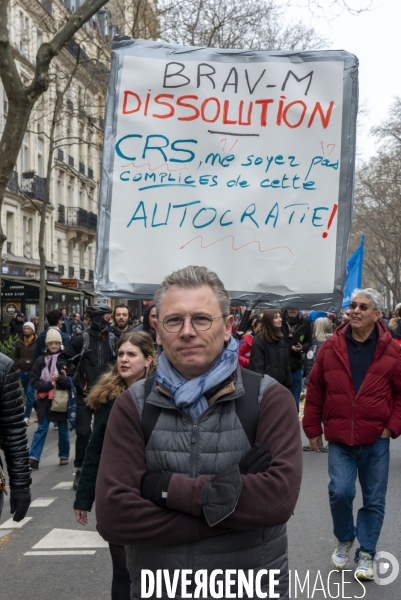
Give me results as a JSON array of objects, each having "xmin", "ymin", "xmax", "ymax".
[{"xmin": 303, "ymin": 320, "xmax": 401, "ymax": 445}]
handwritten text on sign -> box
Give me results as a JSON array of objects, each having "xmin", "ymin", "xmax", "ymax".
[{"xmin": 108, "ymin": 55, "xmax": 344, "ymax": 295}]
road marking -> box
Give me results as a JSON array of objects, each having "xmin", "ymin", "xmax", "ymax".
[
  {"xmin": 25, "ymin": 550, "xmax": 97, "ymax": 556},
  {"xmin": 0, "ymin": 517, "xmax": 32, "ymax": 529},
  {"xmin": 51, "ymin": 482, "xmax": 72, "ymax": 490},
  {"xmin": 0, "ymin": 530, "xmax": 12, "ymax": 539},
  {"xmin": 32, "ymin": 528, "xmax": 109, "ymax": 549},
  {"xmin": 30, "ymin": 497, "xmax": 57, "ymax": 507}
]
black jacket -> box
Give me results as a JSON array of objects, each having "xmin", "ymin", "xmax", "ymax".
[
  {"xmin": 248, "ymin": 334, "xmax": 293, "ymax": 388},
  {"xmin": 109, "ymin": 324, "xmax": 135, "ymax": 341},
  {"xmin": 281, "ymin": 313, "xmax": 312, "ymax": 372},
  {"xmin": 74, "ymin": 400, "xmax": 114, "ymax": 511},
  {"xmin": 30, "ymin": 354, "xmax": 72, "ymax": 423},
  {"xmin": 0, "ymin": 353, "xmax": 31, "ymax": 489},
  {"xmin": 56, "ymin": 328, "xmax": 116, "ymax": 394},
  {"xmin": 9, "ymin": 318, "xmax": 25, "ymax": 336}
]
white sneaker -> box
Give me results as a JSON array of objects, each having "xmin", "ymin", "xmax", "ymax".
[
  {"xmin": 331, "ymin": 539, "xmax": 354, "ymax": 569},
  {"xmin": 354, "ymin": 552, "xmax": 374, "ymax": 581},
  {"xmin": 24, "ymin": 418, "xmax": 29, "ymax": 426}
]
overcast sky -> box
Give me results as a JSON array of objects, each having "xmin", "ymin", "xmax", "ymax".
[{"xmin": 286, "ymin": 0, "xmax": 401, "ymax": 161}]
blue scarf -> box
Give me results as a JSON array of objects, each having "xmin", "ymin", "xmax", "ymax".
[{"xmin": 156, "ymin": 336, "xmax": 239, "ymax": 421}]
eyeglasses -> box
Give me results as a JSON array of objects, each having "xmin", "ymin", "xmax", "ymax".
[
  {"xmin": 349, "ymin": 302, "xmax": 371, "ymax": 311},
  {"xmin": 158, "ymin": 314, "xmax": 225, "ymax": 333}
]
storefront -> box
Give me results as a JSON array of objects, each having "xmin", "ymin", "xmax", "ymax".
[{"xmin": 1, "ymin": 278, "xmax": 86, "ymax": 336}]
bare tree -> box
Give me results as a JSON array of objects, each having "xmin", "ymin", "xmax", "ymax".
[
  {"xmin": 294, "ymin": 0, "xmax": 375, "ymax": 18},
  {"xmin": 157, "ymin": 0, "xmax": 327, "ymax": 49},
  {"xmin": 352, "ymin": 146, "xmax": 401, "ymax": 305},
  {"xmin": 0, "ymin": 0, "xmax": 109, "ymax": 293}
]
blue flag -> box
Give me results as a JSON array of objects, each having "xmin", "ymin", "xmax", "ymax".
[{"xmin": 342, "ymin": 236, "xmax": 365, "ymax": 308}]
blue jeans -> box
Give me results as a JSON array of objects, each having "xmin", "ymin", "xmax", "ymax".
[
  {"xmin": 19, "ymin": 371, "xmax": 36, "ymax": 418},
  {"xmin": 289, "ymin": 368, "xmax": 303, "ymax": 411},
  {"xmin": 328, "ymin": 438, "xmax": 390, "ymax": 560},
  {"xmin": 30, "ymin": 412, "xmax": 70, "ymax": 462}
]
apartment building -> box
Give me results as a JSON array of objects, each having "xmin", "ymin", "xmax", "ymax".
[{"xmin": 0, "ymin": 0, "xmax": 111, "ymax": 332}]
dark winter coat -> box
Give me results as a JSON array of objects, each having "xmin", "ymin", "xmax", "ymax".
[
  {"xmin": 281, "ymin": 313, "xmax": 312, "ymax": 372},
  {"xmin": 74, "ymin": 400, "xmax": 115, "ymax": 511},
  {"xmin": 70, "ymin": 320, "xmax": 85, "ymax": 338},
  {"xmin": 30, "ymin": 354, "xmax": 72, "ymax": 423},
  {"xmin": 9, "ymin": 318, "xmax": 25, "ymax": 336},
  {"xmin": 56, "ymin": 327, "xmax": 116, "ymax": 394},
  {"xmin": 109, "ymin": 324, "xmax": 135, "ymax": 341},
  {"xmin": 0, "ymin": 353, "xmax": 31, "ymax": 489},
  {"xmin": 303, "ymin": 337, "xmax": 331, "ymax": 385},
  {"xmin": 249, "ymin": 333, "xmax": 293, "ymax": 388},
  {"xmin": 303, "ymin": 321, "xmax": 401, "ymax": 445},
  {"xmin": 14, "ymin": 334, "xmax": 37, "ymax": 372}
]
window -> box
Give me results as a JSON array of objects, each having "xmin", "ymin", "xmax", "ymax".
[
  {"xmin": 57, "ymin": 177, "xmax": 63, "ymax": 203},
  {"xmin": 38, "ymin": 153, "xmax": 44, "ymax": 177},
  {"xmin": 68, "ymin": 180, "xmax": 74, "ymax": 206},
  {"xmin": 6, "ymin": 212, "xmax": 15, "ymax": 254},
  {"xmin": 22, "ymin": 134, "xmax": 29, "ymax": 171},
  {"xmin": 23, "ymin": 216, "xmax": 33, "ymax": 258}
]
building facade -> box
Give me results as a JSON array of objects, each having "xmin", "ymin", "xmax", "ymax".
[{"xmin": 0, "ymin": 0, "xmax": 111, "ymax": 333}]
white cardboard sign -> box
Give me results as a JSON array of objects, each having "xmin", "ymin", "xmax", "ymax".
[{"xmin": 96, "ymin": 40, "xmax": 358, "ymax": 310}]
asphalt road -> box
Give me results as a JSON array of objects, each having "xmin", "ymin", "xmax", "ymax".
[{"xmin": 1, "ymin": 422, "xmax": 400, "ymax": 600}]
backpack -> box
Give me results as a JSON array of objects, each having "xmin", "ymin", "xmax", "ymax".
[{"xmin": 140, "ymin": 368, "xmax": 264, "ymax": 446}]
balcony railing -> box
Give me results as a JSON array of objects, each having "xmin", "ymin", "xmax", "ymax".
[
  {"xmin": 89, "ymin": 269, "xmax": 94, "ymax": 281},
  {"xmin": 68, "ymin": 266, "xmax": 74, "ymax": 278},
  {"xmin": 88, "ymin": 167, "xmax": 94, "ymax": 180},
  {"xmin": 21, "ymin": 173, "xmax": 46, "ymax": 200},
  {"xmin": 6, "ymin": 171, "xmax": 19, "ymax": 195},
  {"xmin": 58, "ymin": 204, "xmax": 66, "ymax": 225},
  {"xmin": 57, "ymin": 149, "xmax": 64, "ymax": 162},
  {"xmin": 66, "ymin": 207, "xmax": 98, "ymax": 230},
  {"xmin": 80, "ymin": 268, "xmax": 86, "ymax": 280},
  {"xmin": 58, "ymin": 265, "xmax": 65, "ymax": 275}
]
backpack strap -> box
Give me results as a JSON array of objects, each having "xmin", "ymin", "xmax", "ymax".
[
  {"xmin": 141, "ymin": 377, "xmax": 160, "ymax": 446},
  {"xmin": 71, "ymin": 331, "xmax": 90, "ymax": 382},
  {"xmin": 237, "ymin": 368, "xmax": 263, "ymax": 445}
]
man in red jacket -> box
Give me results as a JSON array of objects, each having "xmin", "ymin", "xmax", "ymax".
[{"xmin": 303, "ymin": 288, "xmax": 401, "ymax": 582}]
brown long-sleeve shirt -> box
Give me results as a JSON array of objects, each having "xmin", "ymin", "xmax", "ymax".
[{"xmin": 95, "ymin": 381, "xmax": 302, "ymax": 546}]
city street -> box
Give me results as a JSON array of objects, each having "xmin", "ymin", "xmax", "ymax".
[{"xmin": 1, "ymin": 421, "xmax": 400, "ymax": 600}]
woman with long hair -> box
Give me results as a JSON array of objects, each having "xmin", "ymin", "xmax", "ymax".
[
  {"xmin": 248, "ymin": 309, "xmax": 292, "ymax": 387},
  {"xmin": 303, "ymin": 317, "xmax": 333, "ymax": 452},
  {"xmin": 304, "ymin": 317, "xmax": 333, "ymax": 385},
  {"xmin": 73, "ymin": 331, "xmax": 156, "ymax": 600}
]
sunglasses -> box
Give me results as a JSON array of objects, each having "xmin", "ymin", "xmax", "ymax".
[{"xmin": 349, "ymin": 302, "xmax": 371, "ymax": 311}]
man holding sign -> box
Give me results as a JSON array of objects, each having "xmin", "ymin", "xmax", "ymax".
[{"xmin": 96, "ymin": 265, "xmax": 302, "ymax": 599}]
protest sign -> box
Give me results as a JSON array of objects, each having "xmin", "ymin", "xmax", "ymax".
[{"xmin": 95, "ymin": 39, "xmax": 358, "ymax": 310}]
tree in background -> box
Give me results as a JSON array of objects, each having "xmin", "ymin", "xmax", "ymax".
[{"xmin": 351, "ymin": 98, "xmax": 401, "ymax": 309}]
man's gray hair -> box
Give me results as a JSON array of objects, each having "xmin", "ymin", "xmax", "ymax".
[
  {"xmin": 154, "ymin": 266, "xmax": 230, "ymax": 316},
  {"xmin": 351, "ymin": 288, "xmax": 384, "ymax": 311}
]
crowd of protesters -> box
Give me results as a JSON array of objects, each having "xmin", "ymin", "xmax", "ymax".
[{"xmin": 1, "ymin": 274, "xmax": 401, "ymax": 600}]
